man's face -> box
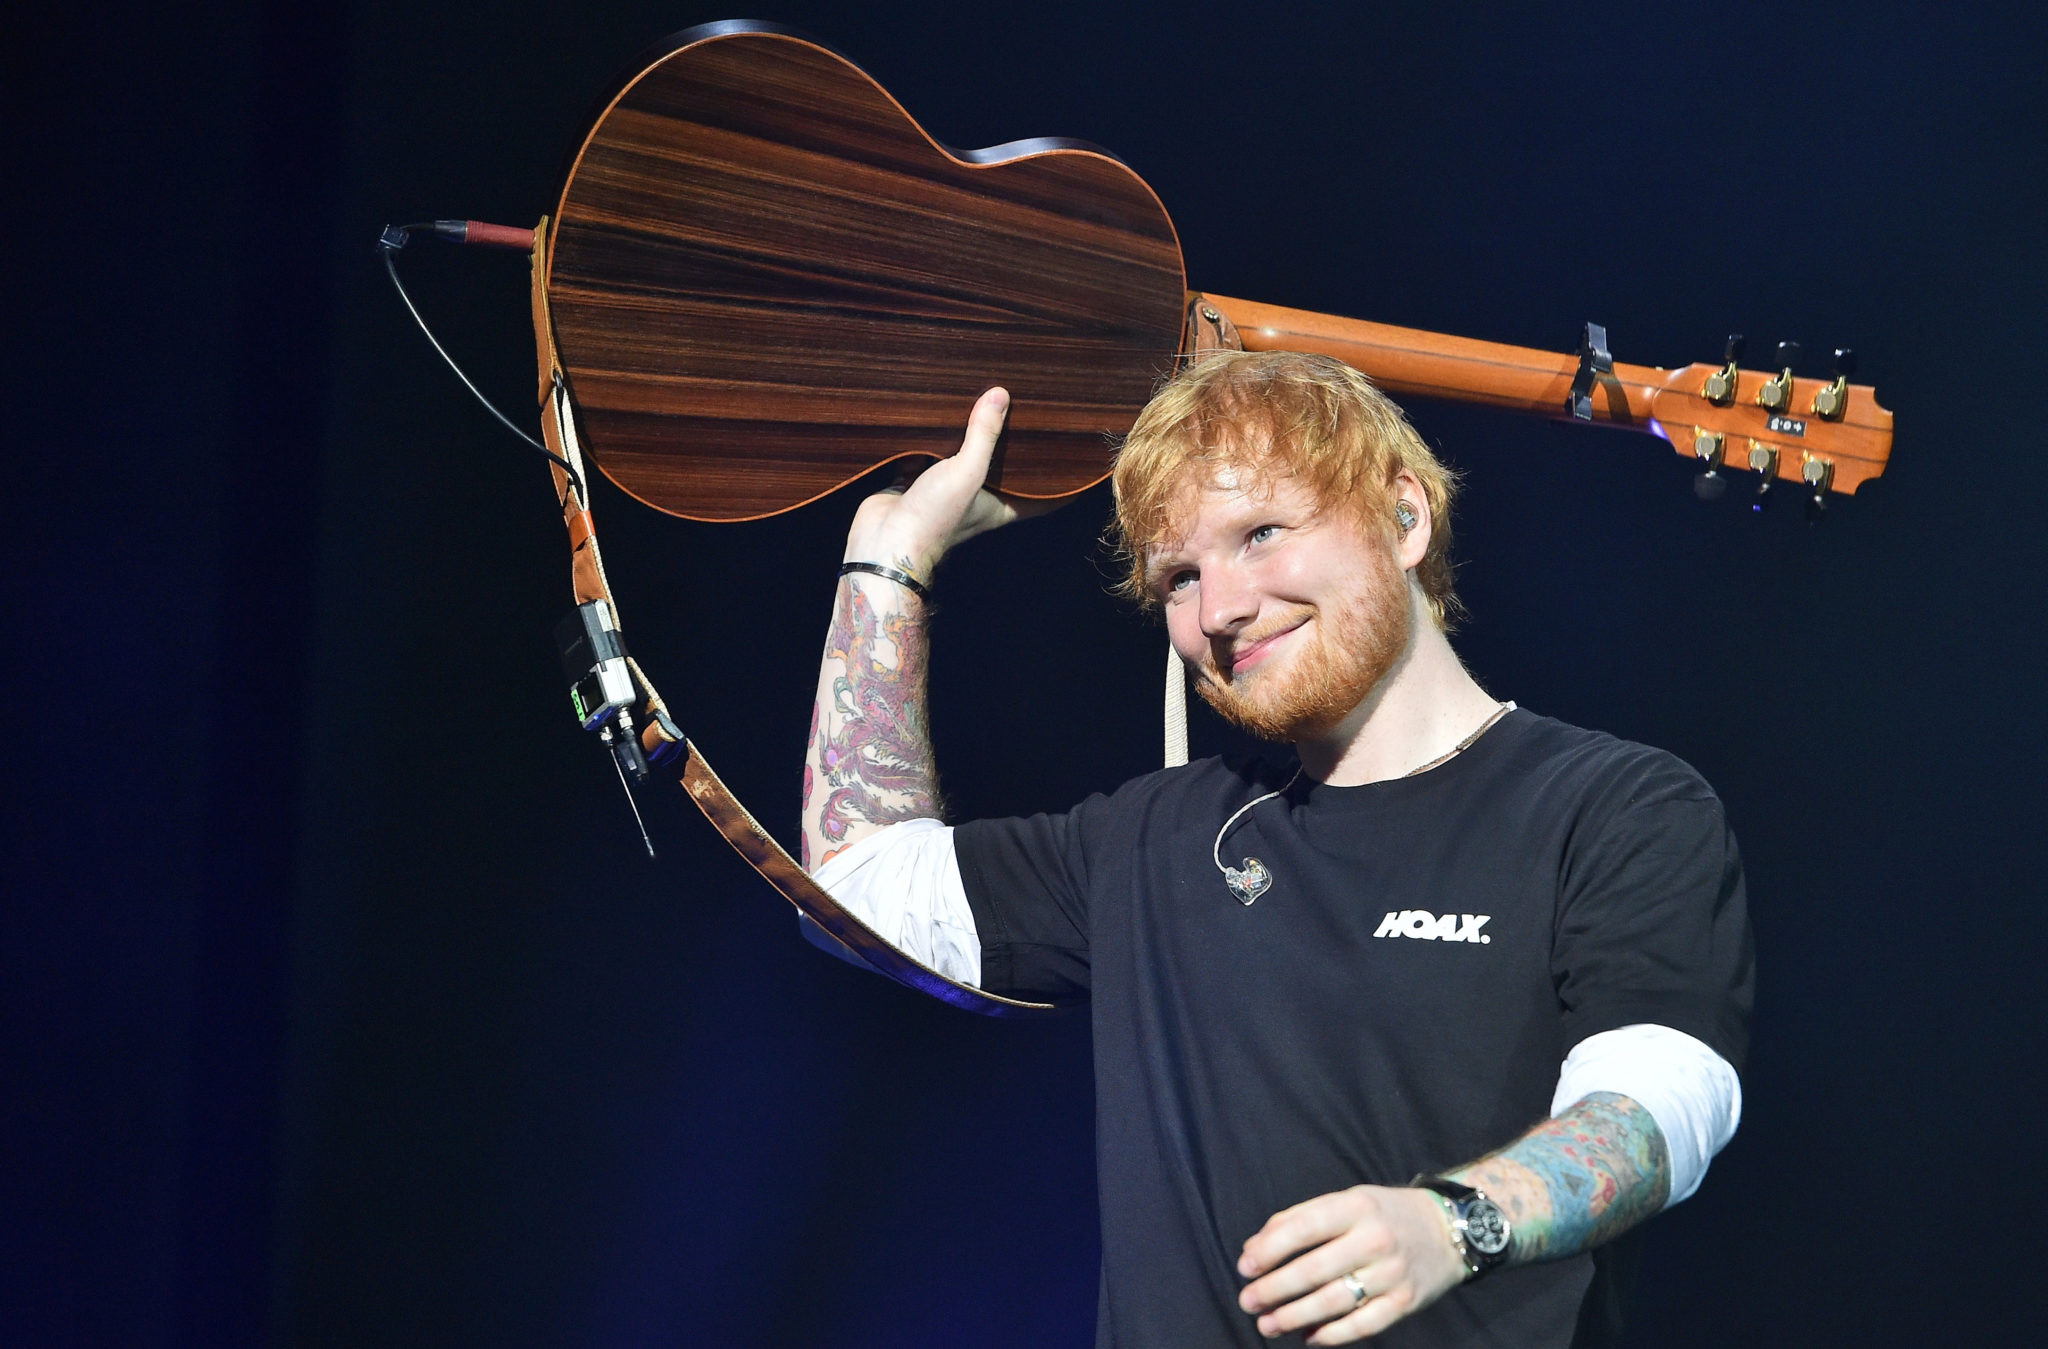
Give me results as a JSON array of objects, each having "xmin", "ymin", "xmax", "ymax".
[{"xmin": 1147, "ymin": 469, "xmax": 1414, "ymax": 743}]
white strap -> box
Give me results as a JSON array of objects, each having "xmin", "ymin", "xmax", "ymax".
[{"xmin": 1164, "ymin": 643, "xmax": 1188, "ymax": 768}]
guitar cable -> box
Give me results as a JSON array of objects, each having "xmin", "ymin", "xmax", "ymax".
[
  {"xmin": 377, "ymin": 222, "xmax": 588, "ymax": 508},
  {"xmin": 382, "ymin": 221, "xmax": 665, "ymax": 857}
]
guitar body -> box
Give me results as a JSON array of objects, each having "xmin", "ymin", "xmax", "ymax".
[{"xmin": 548, "ymin": 21, "xmax": 1188, "ymax": 522}]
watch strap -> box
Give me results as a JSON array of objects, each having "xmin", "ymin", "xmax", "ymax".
[
  {"xmin": 1410, "ymin": 1174, "xmax": 1479, "ymax": 1204},
  {"xmin": 1409, "ymin": 1174, "xmax": 1504, "ymax": 1279}
]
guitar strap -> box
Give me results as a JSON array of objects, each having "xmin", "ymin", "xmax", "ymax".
[
  {"xmin": 1160, "ymin": 297, "xmax": 1248, "ymax": 769},
  {"xmin": 524, "ymin": 217, "xmax": 1059, "ymax": 1018}
]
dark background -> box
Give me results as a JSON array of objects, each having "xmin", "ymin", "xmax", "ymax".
[{"xmin": 8, "ymin": 1, "xmax": 2043, "ymax": 1344}]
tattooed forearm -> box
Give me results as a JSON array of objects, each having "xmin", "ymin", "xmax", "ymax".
[
  {"xmin": 801, "ymin": 575, "xmax": 941, "ymax": 870},
  {"xmin": 1449, "ymin": 1092, "xmax": 1670, "ymax": 1264}
]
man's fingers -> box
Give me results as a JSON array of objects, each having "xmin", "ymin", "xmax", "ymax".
[
  {"xmin": 915, "ymin": 386, "xmax": 1009, "ymax": 490},
  {"xmin": 1252, "ymin": 1267, "xmax": 1374, "ymax": 1339},
  {"xmin": 1240, "ymin": 1228, "xmax": 1397, "ymax": 1317},
  {"xmin": 1000, "ymin": 491, "xmax": 1064, "ymax": 520},
  {"xmin": 1253, "ymin": 1254, "xmax": 1421, "ymax": 1343},
  {"xmin": 1303, "ymin": 1285, "xmax": 1417, "ymax": 1347},
  {"xmin": 845, "ymin": 388, "xmax": 1019, "ymax": 569},
  {"xmin": 901, "ymin": 388, "xmax": 1009, "ymax": 505},
  {"xmin": 959, "ymin": 385, "xmax": 1011, "ymax": 468},
  {"xmin": 1240, "ymin": 1237, "xmax": 1354, "ymax": 1310},
  {"xmin": 1239, "ymin": 1188, "xmax": 1366, "ymax": 1277}
]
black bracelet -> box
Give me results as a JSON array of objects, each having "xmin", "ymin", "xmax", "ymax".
[{"xmin": 839, "ymin": 561, "xmax": 931, "ymax": 601}]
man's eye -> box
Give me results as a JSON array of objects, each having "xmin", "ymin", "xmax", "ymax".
[
  {"xmin": 1165, "ymin": 570, "xmax": 1197, "ymax": 595},
  {"xmin": 1248, "ymin": 525, "xmax": 1279, "ymax": 546}
]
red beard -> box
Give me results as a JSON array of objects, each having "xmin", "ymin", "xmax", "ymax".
[{"xmin": 1190, "ymin": 554, "xmax": 1413, "ymax": 742}]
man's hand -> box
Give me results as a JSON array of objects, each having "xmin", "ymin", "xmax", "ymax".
[
  {"xmin": 1236, "ymin": 1184, "xmax": 1465, "ymax": 1344},
  {"xmin": 804, "ymin": 388, "xmax": 1048, "ymax": 872},
  {"xmin": 1236, "ymin": 1094, "xmax": 1673, "ymax": 1341},
  {"xmin": 844, "ymin": 387, "xmax": 1028, "ymax": 578}
]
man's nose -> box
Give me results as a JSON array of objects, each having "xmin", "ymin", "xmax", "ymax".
[{"xmin": 1199, "ymin": 565, "xmax": 1257, "ymax": 637}]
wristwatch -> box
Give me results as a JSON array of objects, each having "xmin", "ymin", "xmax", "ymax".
[{"xmin": 1411, "ymin": 1176, "xmax": 1513, "ymax": 1279}]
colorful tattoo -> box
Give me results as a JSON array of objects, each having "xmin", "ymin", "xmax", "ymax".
[
  {"xmin": 1454, "ymin": 1091, "xmax": 1670, "ymax": 1263},
  {"xmin": 809, "ymin": 580, "xmax": 940, "ymax": 863}
]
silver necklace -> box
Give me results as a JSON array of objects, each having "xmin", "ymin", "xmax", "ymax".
[{"xmin": 1212, "ymin": 702, "xmax": 1514, "ymax": 906}]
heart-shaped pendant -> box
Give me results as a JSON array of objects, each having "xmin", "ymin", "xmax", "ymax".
[{"xmin": 1223, "ymin": 857, "xmax": 1272, "ymax": 906}]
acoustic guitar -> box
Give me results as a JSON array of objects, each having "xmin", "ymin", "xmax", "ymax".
[
  {"xmin": 393, "ymin": 20, "xmax": 1896, "ymax": 1017},
  {"xmin": 540, "ymin": 19, "xmax": 1893, "ymax": 522}
]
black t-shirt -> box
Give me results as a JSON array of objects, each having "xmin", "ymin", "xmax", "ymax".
[{"xmin": 953, "ymin": 709, "xmax": 1753, "ymax": 1349}]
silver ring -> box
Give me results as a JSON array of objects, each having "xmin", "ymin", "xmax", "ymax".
[{"xmin": 1340, "ymin": 1271, "xmax": 1371, "ymax": 1306}]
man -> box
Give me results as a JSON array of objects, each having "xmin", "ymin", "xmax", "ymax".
[{"xmin": 801, "ymin": 353, "xmax": 1752, "ymax": 1347}]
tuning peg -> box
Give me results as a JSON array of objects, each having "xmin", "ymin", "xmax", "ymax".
[
  {"xmin": 1812, "ymin": 347, "xmax": 1857, "ymax": 420},
  {"xmin": 1802, "ymin": 454, "xmax": 1834, "ymax": 522},
  {"xmin": 1566, "ymin": 321, "xmax": 1613, "ymax": 421},
  {"xmin": 1692, "ymin": 429, "xmax": 1728, "ymax": 499},
  {"xmin": 1756, "ymin": 341, "xmax": 1800, "ymax": 413},
  {"xmin": 1747, "ymin": 441, "xmax": 1779, "ymax": 513},
  {"xmin": 1701, "ymin": 333, "xmax": 1746, "ymax": 405}
]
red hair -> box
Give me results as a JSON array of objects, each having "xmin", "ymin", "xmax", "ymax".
[{"xmin": 1110, "ymin": 351, "xmax": 1462, "ymax": 628}]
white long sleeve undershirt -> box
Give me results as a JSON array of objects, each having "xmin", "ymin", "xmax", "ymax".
[
  {"xmin": 805, "ymin": 820, "xmax": 1740, "ymax": 1207},
  {"xmin": 808, "ymin": 818, "xmax": 982, "ymax": 984}
]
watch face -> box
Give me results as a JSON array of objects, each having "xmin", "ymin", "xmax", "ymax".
[{"xmin": 1464, "ymin": 1198, "xmax": 1511, "ymax": 1257}]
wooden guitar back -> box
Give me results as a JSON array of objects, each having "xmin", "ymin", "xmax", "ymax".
[{"xmin": 547, "ymin": 22, "xmax": 1188, "ymax": 522}]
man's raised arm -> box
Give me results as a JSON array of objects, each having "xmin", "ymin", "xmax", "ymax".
[{"xmin": 801, "ymin": 388, "xmax": 1017, "ymax": 872}]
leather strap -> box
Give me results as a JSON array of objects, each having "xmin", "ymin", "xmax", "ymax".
[
  {"xmin": 679, "ymin": 746, "xmax": 1057, "ymax": 1015},
  {"xmin": 525, "ymin": 217, "xmax": 1060, "ymax": 1018},
  {"xmin": 528, "ymin": 219, "xmax": 608, "ymax": 607},
  {"xmin": 1184, "ymin": 291, "xmax": 1245, "ymax": 357}
]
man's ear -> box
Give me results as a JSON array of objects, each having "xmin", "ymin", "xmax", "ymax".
[{"xmin": 1391, "ymin": 468, "xmax": 1430, "ymax": 572}]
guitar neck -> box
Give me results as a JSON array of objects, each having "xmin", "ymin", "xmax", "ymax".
[
  {"xmin": 1201, "ymin": 293, "xmax": 1658, "ymax": 426},
  {"xmin": 1198, "ymin": 293, "xmax": 1895, "ymax": 495}
]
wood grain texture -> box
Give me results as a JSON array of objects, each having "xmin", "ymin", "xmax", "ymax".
[
  {"xmin": 548, "ymin": 25, "xmax": 1187, "ymax": 522},
  {"xmin": 546, "ymin": 24, "xmax": 1891, "ymax": 518}
]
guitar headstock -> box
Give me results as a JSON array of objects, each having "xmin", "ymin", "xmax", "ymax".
[{"xmin": 1650, "ymin": 338, "xmax": 1893, "ymax": 502}]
